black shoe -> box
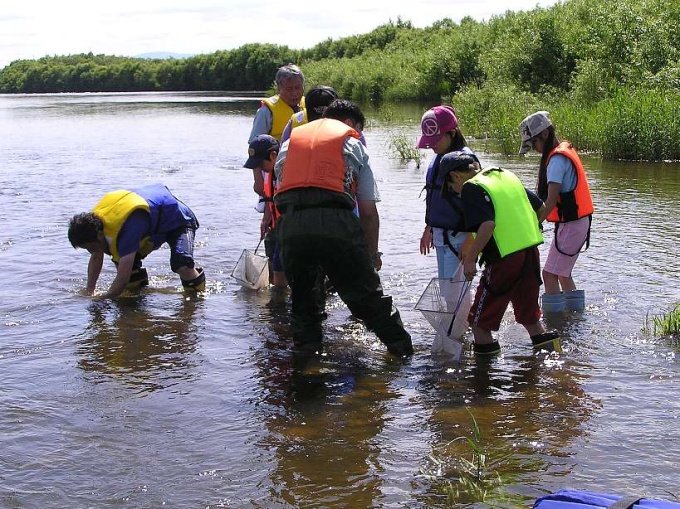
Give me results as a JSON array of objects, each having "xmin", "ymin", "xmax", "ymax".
[
  {"xmin": 126, "ymin": 268, "xmax": 149, "ymax": 290},
  {"xmin": 182, "ymin": 268, "xmax": 205, "ymax": 291},
  {"xmin": 385, "ymin": 339, "xmax": 414, "ymax": 358},
  {"xmin": 473, "ymin": 341, "xmax": 501, "ymax": 355},
  {"xmin": 531, "ymin": 330, "xmax": 561, "ymax": 350}
]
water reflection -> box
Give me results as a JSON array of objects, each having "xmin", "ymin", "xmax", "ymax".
[
  {"xmin": 76, "ymin": 295, "xmax": 201, "ymax": 392},
  {"xmin": 415, "ymin": 350, "xmax": 598, "ymax": 505},
  {"xmin": 3, "ymin": 93, "xmax": 680, "ymax": 507},
  {"xmin": 238, "ymin": 284, "xmax": 405, "ymax": 507},
  {"xmin": 265, "ymin": 355, "xmax": 398, "ymax": 507}
]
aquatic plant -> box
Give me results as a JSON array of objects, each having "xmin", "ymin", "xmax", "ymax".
[
  {"xmin": 419, "ymin": 408, "xmax": 522, "ymax": 506},
  {"xmin": 644, "ymin": 304, "xmax": 680, "ymax": 338},
  {"xmin": 389, "ymin": 133, "xmax": 424, "ymax": 168}
]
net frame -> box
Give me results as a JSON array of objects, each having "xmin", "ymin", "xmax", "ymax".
[
  {"xmin": 414, "ymin": 277, "xmax": 471, "ymax": 344},
  {"xmin": 230, "ymin": 248, "xmax": 269, "ymax": 290}
]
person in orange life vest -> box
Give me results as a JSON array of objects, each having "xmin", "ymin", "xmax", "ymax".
[
  {"xmin": 247, "ymin": 64, "xmax": 305, "ymax": 206},
  {"xmin": 416, "ymin": 105, "xmax": 480, "ymax": 281},
  {"xmin": 273, "ymin": 99, "xmax": 413, "ymax": 358},
  {"xmin": 280, "ymin": 86, "xmax": 365, "ymax": 295},
  {"xmin": 519, "ymin": 111, "xmax": 594, "ymax": 312},
  {"xmin": 243, "ymin": 134, "xmax": 288, "ymax": 288},
  {"xmin": 273, "ymin": 85, "xmax": 337, "ymax": 289},
  {"xmin": 442, "ymin": 152, "xmax": 559, "ymax": 355},
  {"xmin": 67, "ymin": 183, "xmax": 204, "ymax": 299}
]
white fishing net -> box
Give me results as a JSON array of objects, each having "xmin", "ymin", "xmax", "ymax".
[
  {"xmin": 414, "ymin": 276, "xmax": 471, "ymax": 358},
  {"xmin": 230, "ymin": 248, "xmax": 269, "ymax": 290}
]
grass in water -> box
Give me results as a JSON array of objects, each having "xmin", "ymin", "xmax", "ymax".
[
  {"xmin": 419, "ymin": 408, "xmax": 523, "ymax": 506},
  {"xmin": 644, "ymin": 304, "xmax": 680, "ymax": 338},
  {"xmin": 389, "ymin": 133, "xmax": 424, "ymax": 168}
]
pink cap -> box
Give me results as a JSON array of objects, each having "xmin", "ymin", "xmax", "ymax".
[{"xmin": 416, "ymin": 105, "xmax": 458, "ymax": 149}]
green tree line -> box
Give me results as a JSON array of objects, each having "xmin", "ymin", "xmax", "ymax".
[{"xmin": 3, "ymin": 0, "xmax": 680, "ymax": 159}]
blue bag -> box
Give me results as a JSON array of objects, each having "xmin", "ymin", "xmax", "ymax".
[{"xmin": 534, "ymin": 489, "xmax": 680, "ymax": 509}]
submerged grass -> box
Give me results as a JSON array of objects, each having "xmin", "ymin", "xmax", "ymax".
[
  {"xmin": 388, "ymin": 133, "xmax": 425, "ymax": 168},
  {"xmin": 420, "ymin": 408, "xmax": 524, "ymax": 506}
]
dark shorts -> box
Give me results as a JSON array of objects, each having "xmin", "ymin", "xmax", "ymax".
[
  {"xmin": 264, "ymin": 230, "xmax": 284, "ymax": 272},
  {"xmin": 468, "ymin": 247, "xmax": 542, "ymax": 331},
  {"xmin": 166, "ymin": 226, "xmax": 197, "ymax": 272}
]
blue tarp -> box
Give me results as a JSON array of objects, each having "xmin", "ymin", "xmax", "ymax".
[{"xmin": 534, "ymin": 490, "xmax": 680, "ymax": 509}]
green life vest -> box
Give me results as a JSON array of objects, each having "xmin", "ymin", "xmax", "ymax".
[{"xmin": 468, "ymin": 167, "xmax": 543, "ymax": 257}]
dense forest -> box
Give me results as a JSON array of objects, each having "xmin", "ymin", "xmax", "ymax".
[{"xmin": 3, "ymin": 0, "xmax": 680, "ymax": 159}]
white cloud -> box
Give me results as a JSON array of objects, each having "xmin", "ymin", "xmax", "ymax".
[{"xmin": 0, "ymin": 0, "xmax": 557, "ymax": 68}]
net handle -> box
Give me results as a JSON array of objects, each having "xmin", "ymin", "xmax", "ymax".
[{"xmin": 446, "ymin": 279, "xmax": 472, "ymax": 336}]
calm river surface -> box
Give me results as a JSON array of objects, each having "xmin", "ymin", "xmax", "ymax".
[{"xmin": 1, "ymin": 92, "xmax": 679, "ymax": 508}]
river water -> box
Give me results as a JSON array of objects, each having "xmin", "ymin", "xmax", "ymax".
[{"xmin": 1, "ymin": 92, "xmax": 679, "ymax": 508}]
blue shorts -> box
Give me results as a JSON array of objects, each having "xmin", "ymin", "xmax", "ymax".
[{"xmin": 264, "ymin": 230, "xmax": 284, "ymax": 272}]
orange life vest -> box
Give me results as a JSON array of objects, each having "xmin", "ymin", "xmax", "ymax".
[
  {"xmin": 546, "ymin": 142, "xmax": 594, "ymax": 223},
  {"xmin": 262, "ymin": 170, "xmax": 279, "ymax": 228},
  {"xmin": 276, "ymin": 119, "xmax": 360, "ymax": 198}
]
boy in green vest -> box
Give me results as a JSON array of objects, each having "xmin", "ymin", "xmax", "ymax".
[{"xmin": 442, "ymin": 151, "xmax": 559, "ymax": 355}]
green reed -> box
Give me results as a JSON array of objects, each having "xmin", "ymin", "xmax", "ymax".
[
  {"xmin": 456, "ymin": 85, "xmax": 680, "ymax": 161},
  {"xmin": 388, "ymin": 133, "xmax": 425, "ymax": 168},
  {"xmin": 420, "ymin": 408, "xmax": 522, "ymax": 506},
  {"xmin": 644, "ymin": 304, "xmax": 680, "ymax": 337}
]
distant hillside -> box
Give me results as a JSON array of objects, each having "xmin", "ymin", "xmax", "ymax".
[{"xmin": 135, "ymin": 52, "xmax": 193, "ymax": 60}]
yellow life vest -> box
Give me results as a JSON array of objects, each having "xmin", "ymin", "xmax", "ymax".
[
  {"xmin": 261, "ymin": 95, "xmax": 305, "ymax": 141},
  {"xmin": 92, "ymin": 190, "xmax": 154, "ymax": 263},
  {"xmin": 290, "ymin": 109, "xmax": 308, "ymax": 130}
]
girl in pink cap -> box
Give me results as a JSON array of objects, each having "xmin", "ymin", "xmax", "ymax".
[{"xmin": 417, "ymin": 105, "xmax": 479, "ymax": 282}]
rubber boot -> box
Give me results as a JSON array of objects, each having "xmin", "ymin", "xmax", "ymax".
[
  {"xmin": 473, "ymin": 341, "xmax": 501, "ymax": 356},
  {"xmin": 126, "ymin": 268, "xmax": 149, "ymax": 290},
  {"xmin": 541, "ymin": 293, "xmax": 566, "ymax": 313},
  {"xmin": 182, "ymin": 268, "xmax": 205, "ymax": 292},
  {"xmin": 291, "ymin": 316, "xmax": 324, "ymax": 356},
  {"xmin": 530, "ymin": 330, "xmax": 562, "ymax": 352},
  {"xmin": 564, "ymin": 289, "xmax": 585, "ymax": 312},
  {"xmin": 365, "ymin": 305, "xmax": 414, "ymax": 358}
]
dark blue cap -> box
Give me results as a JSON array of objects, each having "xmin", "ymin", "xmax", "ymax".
[{"xmin": 245, "ymin": 134, "xmax": 280, "ymax": 169}]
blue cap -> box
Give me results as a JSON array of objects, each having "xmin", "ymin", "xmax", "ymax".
[{"xmin": 245, "ymin": 134, "xmax": 279, "ymax": 169}]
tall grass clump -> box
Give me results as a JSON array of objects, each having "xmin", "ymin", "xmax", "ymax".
[
  {"xmin": 452, "ymin": 84, "xmax": 680, "ymax": 160},
  {"xmin": 388, "ymin": 133, "xmax": 424, "ymax": 167},
  {"xmin": 454, "ymin": 84, "xmax": 544, "ymax": 154},
  {"xmin": 644, "ymin": 304, "xmax": 680, "ymax": 338},
  {"xmin": 544, "ymin": 102, "xmax": 600, "ymax": 154},
  {"xmin": 593, "ymin": 89, "xmax": 680, "ymax": 160}
]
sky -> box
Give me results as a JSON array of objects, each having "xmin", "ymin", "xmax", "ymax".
[{"xmin": 0, "ymin": 0, "xmax": 560, "ymax": 69}]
